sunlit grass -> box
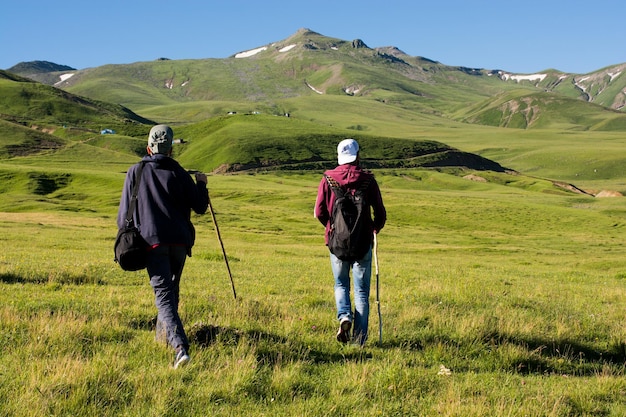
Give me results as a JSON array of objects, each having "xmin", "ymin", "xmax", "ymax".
[{"xmin": 1, "ymin": 170, "xmax": 626, "ymax": 415}]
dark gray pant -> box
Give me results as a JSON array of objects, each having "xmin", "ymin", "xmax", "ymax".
[{"xmin": 147, "ymin": 245, "xmax": 189, "ymax": 351}]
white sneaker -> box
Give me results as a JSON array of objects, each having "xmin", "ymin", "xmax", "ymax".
[{"xmin": 174, "ymin": 348, "xmax": 190, "ymax": 369}]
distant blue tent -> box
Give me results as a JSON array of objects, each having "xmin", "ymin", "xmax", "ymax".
[{"xmin": 101, "ymin": 129, "xmax": 115, "ymax": 135}]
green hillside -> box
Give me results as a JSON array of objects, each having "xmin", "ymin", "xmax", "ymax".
[
  {"xmin": 457, "ymin": 90, "xmax": 626, "ymax": 130},
  {"xmin": 0, "ymin": 68, "xmax": 510, "ymax": 175},
  {"xmin": 173, "ymin": 114, "xmax": 505, "ymax": 173},
  {"xmin": 2, "ymin": 29, "xmax": 626, "ymax": 191},
  {"xmin": 15, "ymin": 30, "xmax": 626, "ymax": 130},
  {"xmin": 0, "ymin": 70, "xmax": 154, "ymax": 139},
  {"xmin": 14, "ymin": 30, "xmax": 540, "ymax": 122}
]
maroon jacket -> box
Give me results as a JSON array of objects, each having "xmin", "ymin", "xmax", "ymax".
[{"xmin": 314, "ymin": 164, "xmax": 386, "ymax": 245}]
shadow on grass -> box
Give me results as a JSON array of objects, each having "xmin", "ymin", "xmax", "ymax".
[
  {"xmin": 386, "ymin": 333, "xmax": 626, "ymax": 376},
  {"xmin": 503, "ymin": 334, "xmax": 626, "ymax": 375},
  {"xmin": 187, "ymin": 322, "xmax": 372, "ymax": 365},
  {"xmin": 0, "ymin": 273, "xmax": 25, "ymax": 284},
  {"xmin": 0, "ymin": 272, "xmax": 104, "ymax": 285}
]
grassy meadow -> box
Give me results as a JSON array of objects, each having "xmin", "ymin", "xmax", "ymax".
[
  {"xmin": 4, "ymin": 30, "xmax": 626, "ymax": 415},
  {"xmin": 2, "ymin": 159, "xmax": 626, "ymax": 415},
  {"xmin": 4, "ymin": 61, "xmax": 626, "ymax": 415}
]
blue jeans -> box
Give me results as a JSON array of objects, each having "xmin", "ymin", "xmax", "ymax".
[
  {"xmin": 330, "ymin": 247, "xmax": 372, "ymax": 345},
  {"xmin": 147, "ymin": 245, "xmax": 189, "ymax": 351}
]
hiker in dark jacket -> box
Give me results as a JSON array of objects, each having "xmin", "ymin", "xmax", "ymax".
[
  {"xmin": 314, "ymin": 138, "xmax": 386, "ymax": 346},
  {"xmin": 117, "ymin": 124, "xmax": 209, "ymax": 368}
]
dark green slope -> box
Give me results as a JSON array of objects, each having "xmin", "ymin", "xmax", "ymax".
[
  {"xmin": 173, "ymin": 114, "xmax": 507, "ymax": 173},
  {"xmin": 0, "ymin": 70, "xmax": 155, "ymax": 138}
]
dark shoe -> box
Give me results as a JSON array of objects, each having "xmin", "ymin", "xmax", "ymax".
[
  {"xmin": 336, "ymin": 318, "xmax": 352, "ymax": 343},
  {"xmin": 174, "ymin": 347, "xmax": 190, "ymax": 369}
]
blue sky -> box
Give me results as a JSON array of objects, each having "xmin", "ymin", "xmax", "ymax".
[{"xmin": 2, "ymin": 0, "xmax": 624, "ymax": 74}]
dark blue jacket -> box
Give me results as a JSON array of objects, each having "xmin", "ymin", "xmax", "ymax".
[{"xmin": 117, "ymin": 154, "xmax": 209, "ymax": 252}]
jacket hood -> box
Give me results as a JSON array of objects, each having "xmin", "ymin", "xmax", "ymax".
[{"xmin": 324, "ymin": 164, "xmax": 371, "ymax": 188}]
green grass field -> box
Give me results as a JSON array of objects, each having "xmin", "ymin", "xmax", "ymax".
[
  {"xmin": 2, "ymin": 165, "xmax": 626, "ymax": 416},
  {"xmin": 2, "ymin": 57, "xmax": 626, "ymax": 414}
]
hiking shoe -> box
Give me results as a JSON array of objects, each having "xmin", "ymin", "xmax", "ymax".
[
  {"xmin": 174, "ymin": 347, "xmax": 190, "ymax": 369},
  {"xmin": 336, "ymin": 318, "xmax": 352, "ymax": 343}
]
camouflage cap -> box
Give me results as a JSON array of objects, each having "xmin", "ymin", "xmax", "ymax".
[{"xmin": 148, "ymin": 124, "xmax": 173, "ymax": 154}]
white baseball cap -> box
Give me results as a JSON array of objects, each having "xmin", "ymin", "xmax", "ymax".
[{"xmin": 337, "ymin": 138, "xmax": 359, "ymax": 165}]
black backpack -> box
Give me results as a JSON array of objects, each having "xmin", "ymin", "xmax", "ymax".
[{"xmin": 325, "ymin": 175, "xmax": 372, "ymax": 261}]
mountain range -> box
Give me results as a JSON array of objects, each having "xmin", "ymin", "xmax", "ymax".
[
  {"xmin": 8, "ymin": 29, "xmax": 626, "ymax": 127},
  {"xmin": 2, "ymin": 28, "xmax": 626, "ymax": 176}
]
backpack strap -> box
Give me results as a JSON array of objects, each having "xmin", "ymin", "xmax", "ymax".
[
  {"xmin": 324, "ymin": 175, "xmax": 341, "ymax": 191},
  {"xmin": 325, "ymin": 174, "xmax": 372, "ymax": 195},
  {"xmin": 126, "ymin": 161, "xmax": 145, "ymax": 226}
]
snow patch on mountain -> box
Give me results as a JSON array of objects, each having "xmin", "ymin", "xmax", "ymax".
[
  {"xmin": 575, "ymin": 76, "xmax": 590, "ymax": 93},
  {"xmin": 279, "ymin": 44, "xmax": 296, "ymax": 52},
  {"xmin": 235, "ymin": 46, "xmax": 267, "ymax": 58},
  {"xmin": 305, "ymin": 81, "xmax": 323, "ymax": 94},
  {"xmin": 54, "ymin": 73, "xmax": 74, "ymax": 86},
  {"xmin": 235, "ymin": 43, "xmax": 297, "ymax": 58},
  {"xmin": 500, "ymin": 72, "xmax": 547, "ymax": 83}
]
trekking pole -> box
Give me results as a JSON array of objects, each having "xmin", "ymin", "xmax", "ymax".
[
  {"xmin": 208, "ymin": 194, "xmax": 237, "ymax": 299},
  {"xmin": 373, "ymin": 233, "xmax": 382, "ymax": 345},
  {"xmin": 190, "ymin": 169, "xmax": 237, "ymax": 299}
]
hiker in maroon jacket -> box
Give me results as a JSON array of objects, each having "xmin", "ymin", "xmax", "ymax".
[{"xmin": 314, "ymin": 139, "xmax": 386, "ymax": 346}]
